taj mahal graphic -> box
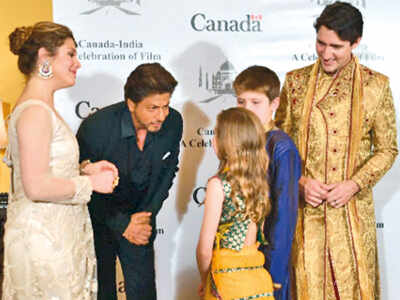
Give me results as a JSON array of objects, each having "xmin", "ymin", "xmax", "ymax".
[{"xmin": 198, "ymin": 60, "xmax": 236, "ymax": 96}]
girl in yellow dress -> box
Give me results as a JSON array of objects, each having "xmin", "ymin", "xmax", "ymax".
[{"xmin": 196, "ymin": 107, "xmax": 275, "ymax": 300}]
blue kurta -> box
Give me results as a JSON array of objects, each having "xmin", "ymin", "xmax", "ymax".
[{"xmin": 260, "ymin": 129, "xmax": 301, "ymax": 300}]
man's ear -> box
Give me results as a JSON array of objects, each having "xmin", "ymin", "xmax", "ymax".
[
  {"xmin": 351, "ymin": 37, "xmax": 361, "ymax": 50},
  {"xmin": 126, "ymin": 98, "xmax": 136, "ymax": 113},
  {"xmin": 271, "ymin": 96, "xmax": 280, "ymax": 112}
]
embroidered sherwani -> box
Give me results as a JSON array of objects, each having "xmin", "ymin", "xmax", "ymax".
[{"xmin": 275, "ymin": 57, "xmax": 398, "ymax": 300}]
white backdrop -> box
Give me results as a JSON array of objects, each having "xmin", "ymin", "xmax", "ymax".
[{"xmin": 52, "ymin": 1, "xmax": 400, "ymax": 299}]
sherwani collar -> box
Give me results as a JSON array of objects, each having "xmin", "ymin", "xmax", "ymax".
[{"xmin": 298, "ymin": 56, "xmax": 363, "ymax": 167}]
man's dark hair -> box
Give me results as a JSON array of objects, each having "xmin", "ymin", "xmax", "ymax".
[
  {"xmin": 314, "ymin": 1, "xmax": 363, "ymax": 44},
  {"xmin": 124, "ymin": 63, "xmax": 178, "ymax": 103}
]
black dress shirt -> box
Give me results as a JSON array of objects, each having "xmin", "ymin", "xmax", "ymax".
[{"xmin": 76, "ymin": 101, "xmax": 183, "ymax": 241}]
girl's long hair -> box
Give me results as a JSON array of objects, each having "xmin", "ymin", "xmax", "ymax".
[{"xmin": 215, "ymin": 107, "xmax": 271, "ymax": 223}]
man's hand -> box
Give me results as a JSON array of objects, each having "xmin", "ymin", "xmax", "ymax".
[
  {"xmin": 299, "ymin": 176, "xmax": 330, "ymax": 207},
  {"xmin": 131, "ymin": 211, "xmax": 152, "ymax": 225},
  {"xmin": 326, "ymin": 180, "xmax": 360, "ymax": 208},
  {"xmin": 122, "ymin": 212, "xmax": 152, "ymax": 245}
]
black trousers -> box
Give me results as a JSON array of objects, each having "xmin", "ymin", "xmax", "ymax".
[{"xmin": 92, "ymin": 223, "xmax": 157, "ymax": 300}]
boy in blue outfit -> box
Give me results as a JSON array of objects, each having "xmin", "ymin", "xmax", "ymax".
[{"xmin": 234, "ymin": 66, "xmax": 301, "ymax": 300}]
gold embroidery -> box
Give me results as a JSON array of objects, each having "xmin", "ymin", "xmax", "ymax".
[{"xmin": 276, "ymin": 57, "xmax": 398, "ymax": 300}]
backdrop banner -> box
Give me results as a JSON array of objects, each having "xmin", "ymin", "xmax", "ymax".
[{"xmin": 52, "ymin": 1, "xmax": 400, "ymax": 299}]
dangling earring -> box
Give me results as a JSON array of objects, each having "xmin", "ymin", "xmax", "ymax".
[{"xmin": 38, "ymin": 60, "xmax": 53, "ymax": 79}]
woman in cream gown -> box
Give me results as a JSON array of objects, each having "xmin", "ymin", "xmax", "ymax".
[{"xmin": 2, "ymin": 22, "xmax": 117, "ymax": 299}]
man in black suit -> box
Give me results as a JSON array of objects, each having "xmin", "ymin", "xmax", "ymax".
[{"xmin": 77, "ymin": 63, "xmax": 182, "ymax": 300}]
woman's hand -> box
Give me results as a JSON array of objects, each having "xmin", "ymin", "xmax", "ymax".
[
  {"xmin": 84, "ymin": 160, "xmax": 119, "ymax": 193},
  {"xmin": 89, "ymin": 170, "xmax": 116, "ymax": 194},
  {"xmin": 82, "ymin": 160, "xmax": 118, "ymax": 178}
]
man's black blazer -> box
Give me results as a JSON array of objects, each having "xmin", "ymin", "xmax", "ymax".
[{"xmin": 76, "ymin": 101, "xmax": 182, "ymax": 242}]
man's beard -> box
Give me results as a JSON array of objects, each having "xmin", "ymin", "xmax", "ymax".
[{"xmin": 133, "ymin": 110, "xmax": 162, "ymax": 132}]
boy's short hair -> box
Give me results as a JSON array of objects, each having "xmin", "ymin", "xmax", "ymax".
[{"xmin": 233, "ymin": 65, "xmax": 280, "ymax": 101}]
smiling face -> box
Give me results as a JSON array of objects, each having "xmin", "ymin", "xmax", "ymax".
[
  {"xmin": 48, "ymin": 37, "xmax": 81, "ymax": 88},
  {"xmin": 236, "ymin": 90, "xmax": 279, "ymax": 125},
  {"xmin": 127, "ymin": 92, "xmax": 170, "ymax": 132},
  {"xmin": 316, "ymin": 25, "xmax": 360, "ymax": 74}
]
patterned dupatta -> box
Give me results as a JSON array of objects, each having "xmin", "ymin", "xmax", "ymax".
[{"xmin": 295, "ymin": 57, "xmax": 373, "ymax": 299}]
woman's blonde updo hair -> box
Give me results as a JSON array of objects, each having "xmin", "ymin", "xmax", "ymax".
[{"xmin": 9, "ymin": 21, "xmax": 76, "ymax": 76}]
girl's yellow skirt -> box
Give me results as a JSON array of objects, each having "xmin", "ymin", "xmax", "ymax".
[{"xmin": 204, "ymin": 243, "xmax": 275, "ymax": 300}]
